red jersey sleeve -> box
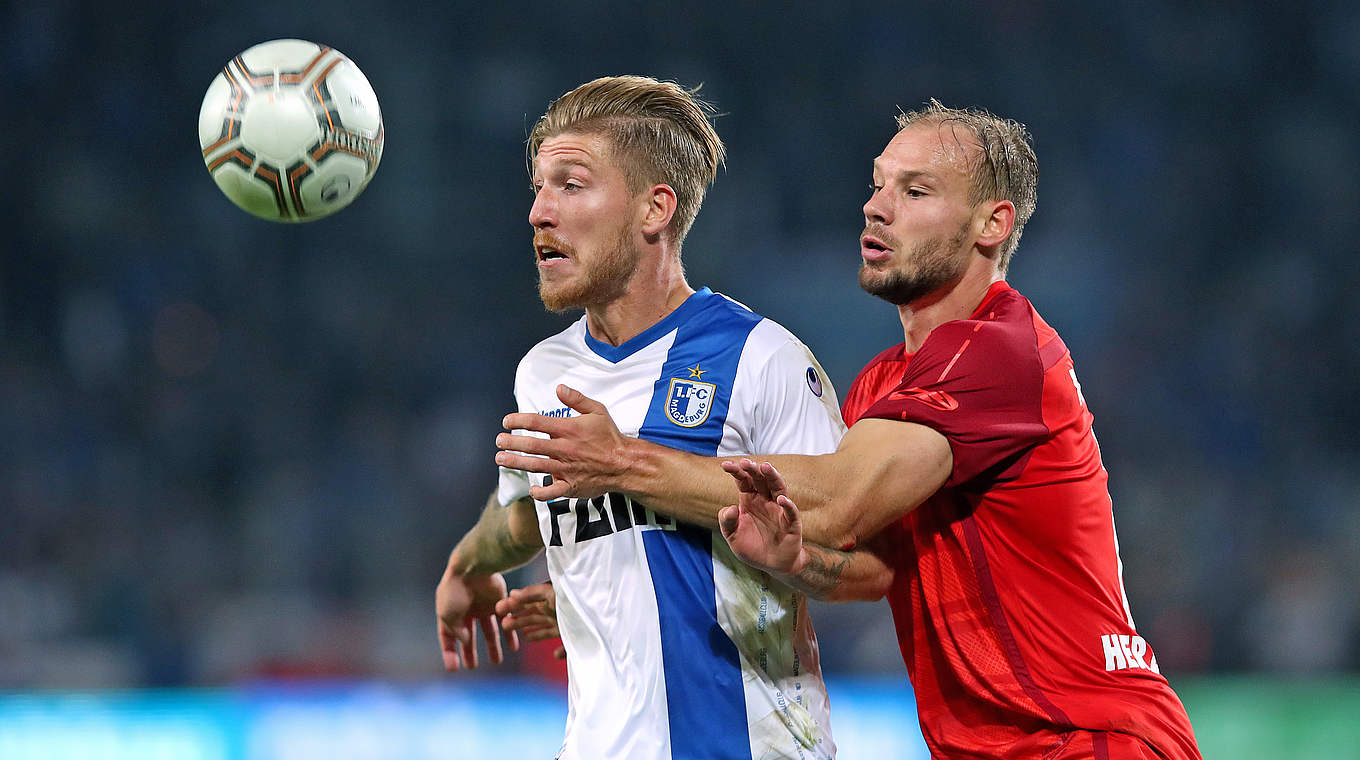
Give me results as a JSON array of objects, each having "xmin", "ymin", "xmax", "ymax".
[{"xmin": 860, "ymin": 316, "xmax": 1049, "ymax": 488}]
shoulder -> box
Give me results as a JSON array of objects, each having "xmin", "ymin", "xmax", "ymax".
[
  {"xmin": 859, "ymin": 343, "xmax": 909, "ymax": 375},
  {"xmin": 698, "ymin": 291, "xmax": 800, "ymax": 361},
  {"xmin": 742, "ymin": 316, "xmax": 808, "ymax": 361},
  {"xmin": 700, "ymin": 290, "xmax": 766, "ymax": 330},
  {"xmin": 709, "ymin": 301, "xmax": 831, "ymax": 389},
  {"xmin": 917, "ymin": 289, "xmax": 1043, "ymax": 369},
  {"xmin": 848, "ymin": 343, "xmax": 909, "ymax": 393},
  {"xmin": 843, "ymin": 343, "xmax": 908, "ymax": 425}
]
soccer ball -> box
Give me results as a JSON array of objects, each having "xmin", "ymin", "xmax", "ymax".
[{"xmin": 198, "ymin": 39, "xmax": 384, "ymax": 222}]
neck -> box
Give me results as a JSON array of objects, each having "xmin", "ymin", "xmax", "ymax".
[
  {"xmin": 897, "ymin": 257, "xmax": 1003, "ymax": 353},
  {"xmin": 585, "ymin": 252, "xmax": 694, "ymax": 346}
]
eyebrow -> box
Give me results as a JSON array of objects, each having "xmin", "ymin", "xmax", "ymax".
[
  {"xmin": 872, "ymin": 163, "xmax": 941, "ymax": 186},
  {"xmin": 532, "ymin": 155, "xmax": 594, "ymax": 181}
]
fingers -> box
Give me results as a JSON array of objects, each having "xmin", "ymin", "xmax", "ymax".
[
  {"xmin": 496, "ymin": 584, "xmax": 553, "ymax": 616},
  {"xmin": 777, "ymin": 494, "xmax": 801, "ymax": 526},
  {"xmin": 495, "ymin": 433, "xmax": 562, "ymax": 459},
  {"xmin": 498, "ymin": 583, "xmax": 559, "ymax": 641},
  {"xmin": 480, "ymin": 614, "xmax": 516, "ymax": 664},
  {"xmin": 439, "ymin": 618, "xmax": 473, "ymax": 672},
  {"xmin": 502, "ymin": 412, "xmax": 571, "ymax": 437},
  {"xmin": 459, "ymin": 619, "xmax": 479, "ymax": 670},
  {"xmin": 529, "ymin": 481, "xmax": 570, "ymax": 501},
  {"xmin": 553, "ymin": 645, "xmax": 567, "ymax": 661},
  {"xmin": 718, "ymin": 504, "xmax": 741, "ymax": 539},
  {"xmin": 502, "ymin": 614, "xmax": 559, "ymax": 641},
  {"xmin": 556, "ymin": 384, "xmax": 608, "ymax": 416},
  {"xmin": 512, "ymin": 582, "xmax": 555, "ymax": 607},
  {"xmin": 496, "ymin": 450, "xmax": 564, "ymax": 479},
  {"xmin": 757, "ymin": 461, "xmax": 790, "ymax": 496},
  {"xmin": 730, "ymin": 458, "xmax": 775, "ymax": 502},
  {"xmin": 500, "ymin": 386, "xmax": 608, "ymax": 436},
  {"xmin": 722, "ymin": 458, "xmax": 759, "ymax": 493},
  {"xmin": 734, "ymin": 459, "xmax": 786, "ymax": 504},
  {"xmin": 438, "ymin": 620, "xmax": 463, "ymax": 672}
]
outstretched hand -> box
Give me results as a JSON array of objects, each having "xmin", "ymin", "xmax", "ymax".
[
  {"xmin": 497, "ymin": 581, "xmax": 566, "ymax": 661},
  {"xmin": 718, "ymin": 459, "xmax": 807, "ymax": 578},
  {"xmin": 436, "ymin": 571, "xmax": 518, "ymax": 672},
  {"xmin": 495, "ymin": 384, "xmax": 629, "ymax": 502}
]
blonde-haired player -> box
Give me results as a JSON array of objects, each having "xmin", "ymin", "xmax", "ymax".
[{"xmin": 436, "ymin": 76, "xmax": 844, "ymax": 760}]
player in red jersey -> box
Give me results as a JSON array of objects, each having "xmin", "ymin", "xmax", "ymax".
[{"xmin": 495, "ymin": 100, "xmax": 1201, "ymax": 759}]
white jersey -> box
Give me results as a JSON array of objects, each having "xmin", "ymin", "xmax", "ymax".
[{"xmin": 499, "ymin": 288, "xmax": 846, "ymax": 760}]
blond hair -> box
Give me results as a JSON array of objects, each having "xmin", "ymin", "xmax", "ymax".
[
  {"xmin": 528, "ymin": 76, "xmax": 726, "ymax": 246},
  {"xmin": 897, "ymin": 100, "xmax": 1038, "ymax": 272}
]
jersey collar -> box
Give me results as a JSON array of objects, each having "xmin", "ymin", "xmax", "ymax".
[
  {"xmin": 583, "ymin": 287, "xmax": 716, "ymax": 363},
  {"xmin": 972, "ymin": 280, "xmax": 1012, "ymax": 318}
]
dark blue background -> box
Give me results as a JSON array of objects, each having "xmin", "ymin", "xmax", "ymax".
[{"xmin": 3, "ymin": 0, "xmax": 1356, "ymax": 686}]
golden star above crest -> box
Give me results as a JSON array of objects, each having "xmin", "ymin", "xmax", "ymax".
[{"xmin": 687, "ymin": 364, "xmax": 707, "ymax": 380}]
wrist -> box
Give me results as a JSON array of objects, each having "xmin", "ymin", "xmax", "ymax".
[
  {"xmin": 785, "ymin": 545, "xmax": 813, "ymax": 580},
  {"xmin": 447, "ymin": 545, "xmax": 485, "ymax": 578},
  {"xmin": 618, "ymin": 436, "xmax": 657, "ymax": 496}
]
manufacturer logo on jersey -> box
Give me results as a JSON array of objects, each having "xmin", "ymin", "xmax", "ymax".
[
  {"xmin": 665, "ymin": 377, "xmax": 716, "ymax": 427},
  {"xmin": 806, "ymin": 366, "xmax": 823, "ymax": 398},
  {"xmin": 889, "ymin": 386, "xmax": 959, "ymax": 411}
]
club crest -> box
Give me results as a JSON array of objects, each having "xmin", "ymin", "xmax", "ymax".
[{"xmin": 665, "ymin": 377, "xmax": 716, "ymax": 427}]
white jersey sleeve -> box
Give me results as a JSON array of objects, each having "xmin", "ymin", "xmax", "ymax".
[
  {"xmin": 497, "ymin": 464, "xmax": 531, "ymax": 507},
  {"xmin": 748, "ymin": 324, "xmax": 846, "ymax": 456},
  {"xmin": 496, "ymin": 359, "xmax": 535, "ymax": 506}
]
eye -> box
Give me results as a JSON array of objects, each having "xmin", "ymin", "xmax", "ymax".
[
  {"xmin": 868, "ymin": 183, "xmax": 883, "ymax": 194},
  {"xmin": 905, "ymin": 188, "xmax": 926, "ymax": 198},
  {"xmin": 564, "ymin": 180, "xmax": 583, "ymax": 192}
]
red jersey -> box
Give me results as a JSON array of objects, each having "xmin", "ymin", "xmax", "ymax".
[{"xmin": 842, "ymin": 282, "xmax": 1200, "ymax": 760}]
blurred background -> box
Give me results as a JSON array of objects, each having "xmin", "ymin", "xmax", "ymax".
[{"xmin": 3, "ymin": 0, "xmax": 1359, "ymax": 756}]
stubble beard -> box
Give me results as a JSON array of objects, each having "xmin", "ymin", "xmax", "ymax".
[
  {"xmin": 858, "ymin": 222, "xmax": 972, "ymax": 306},
  {"xmin": 538, "ymin": 220, "xmax": 640, "ymax": 312}
]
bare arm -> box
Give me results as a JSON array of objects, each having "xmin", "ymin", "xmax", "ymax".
[
  {"xmin": 436, "ymin": 492, "xmax": 543, "ymax": 671},
  {"xmin": 756, "ymin": 532, "xmax": 895, "ymax": 602},
  {"xmin": 496, "ymin": 385, "xmax": 952, "ymax": 550},
  {"xmin": 718, "ymin": 458, "xmax": 895, "ymax": 602},
  {"xmin": 447, "ymin": 491, "xmax": 544, "ymax": 576}
]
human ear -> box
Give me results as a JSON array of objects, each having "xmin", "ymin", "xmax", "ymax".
[
  {"xmin": 640, "ymin": 184, "xmax": 678, "ymax": 236},
  {"xmin": 976, "ymin": 200, "xmax": 1015, "ymax": 248}
]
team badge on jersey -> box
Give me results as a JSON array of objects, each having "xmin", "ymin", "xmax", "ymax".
[{"xmin": 664, "ymin": 377, "xmax": 716, "ymax": 427}]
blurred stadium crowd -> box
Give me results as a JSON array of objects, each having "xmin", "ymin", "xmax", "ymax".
[{"xmin": 2, "ymin": 0, "xmax": 1357, "ymax": 688}]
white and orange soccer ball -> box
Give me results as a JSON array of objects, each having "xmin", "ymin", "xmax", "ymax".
[{"xmin": 198, "ymin": 39, "xmax": 384, "ymax": 222}]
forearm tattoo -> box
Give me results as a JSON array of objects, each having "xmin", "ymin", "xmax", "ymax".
[
  {"xmin": 458, "ymin": 499, "xmax": 540, "ymax": 575},
  {"xmin": 788, "ymin": 543, "xmax": 852, "ymax": 598}
]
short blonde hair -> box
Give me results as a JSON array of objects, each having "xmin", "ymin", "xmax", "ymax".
[
  {"xmin": 528, "ymin": 76, "xmax": 726, "ymax": 246},
  {"xmin": 897, "ymin": 100, "xmax": 1038, "ymax": 272}
]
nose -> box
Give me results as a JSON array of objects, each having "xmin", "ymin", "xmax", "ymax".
[
  {"xmin": 529, "ymin": 188, "xmax": 554, "ymax": 229},
  {"xmin": 863, "ymin": 186, "xmax": 890, "ymax": 226}
]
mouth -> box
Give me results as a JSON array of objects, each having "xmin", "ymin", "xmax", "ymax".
[
  {"xmin": 860, "ymin": 234, "xmax": 892, "ymax": 262},
  {"xmin": 534, "ymin": 236, "xmax": 572, "ymax": 266}
]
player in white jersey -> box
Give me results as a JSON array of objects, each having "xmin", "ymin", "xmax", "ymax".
[
  {"xmin": 435, "ymin": 76, "xmax": 845, "ymax": 759},
  {"xmin": 506, "ymin": 289, "xmax": 842, "ymax": 759}
]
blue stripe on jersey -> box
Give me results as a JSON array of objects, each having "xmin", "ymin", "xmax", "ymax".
[
  {"xmin": 642, "ymin": 526, "xmax": 747, "ymax": 759},
  {"xmin": 638, "ymin": 291, "xmax": 762, "ymax": 759},
  {"xmin": 636, "ymin": 291, "xmax": 762, "ymax": 456}
]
